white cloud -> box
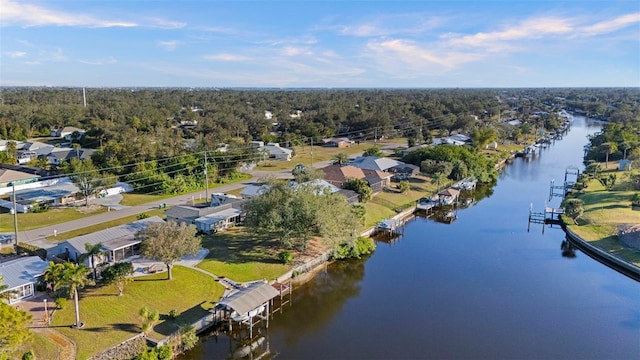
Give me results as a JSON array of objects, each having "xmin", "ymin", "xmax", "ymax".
[
  {"xmin": 282, "ymin": 46, "xmax": 313, "ymax": 57},
  {"xmin": 366, "ymin": 39, "xmax": 480, "ymax": 72},
  {"xmin": 203, "ymin": 53, "xmax": 249, "ymax": 61},
  {"xmin": 145, "ymin": 17, "xmax": 186, "ymax": 29},
  {"xmin": 0, "ymin": 0, "xmax": 137, "ymax": 28},
  {"xmin": 79, "ymin": 56, "xmax": 117, "ymax": 65},
  {"xmin": 580, "ymin": 12, "xmax": 640, "ymax": 36},
  {"xmin": 335, "ymin": 14, "xmax": 447, "ymax": 37},
  {"xmin": 447, "ymin": 17, "xmax": 574, "ymax": 50},
  {"xmin": 4, "ymin": 51, "xmax": 27, "ymax": 58},
  {"xmin": 157, "ymin": 40, "xmax": 181, "ymax": 51}
]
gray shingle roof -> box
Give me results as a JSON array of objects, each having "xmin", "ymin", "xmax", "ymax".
[
  {"xmin": 57, "ymin": 216, "xmax": 165, "ymax": 255},
  {"xmin": 0, "ymin": 256, "xmax": 49, "ymax": 289}
]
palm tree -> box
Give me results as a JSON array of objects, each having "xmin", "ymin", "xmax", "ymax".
[
  {"xmin": 332, "ymin": 153, "xmax": 349, "ymax": 165},
  {"xmin": 43, "ymin": 262, "xmax": 65, "ymax": 297},
  {"xmin": 57, "ymin": 263, "xmax": 93, "ymax": 328},
  {"xmin": 0, "ymin": 275, "xmax": 14, "ymax": 301},
  {"xmin": 600, "ymin": 142, "xmax": 618, "ymax": 170},
  {"xmin": 79, "ymin": 243, "xmax": 106, "ymax": 280}
]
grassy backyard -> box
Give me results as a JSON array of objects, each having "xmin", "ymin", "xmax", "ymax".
[
  {"xmin": 564, "ymin": 169, "xmax": 640, "ymax": 265},
  {"xmin": 51, "ymin": 266, "xmax": 224, "ymax": 360},
  {"xmin": 9, "ymin": 331, "xmax": 60, "ymax": 360},
  {"xmin": 197, "ymin": 227, "xmax": 291, "ymax": 282}
]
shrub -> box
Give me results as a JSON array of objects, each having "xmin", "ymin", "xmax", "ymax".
[
  {"xmin": 168, "ymin": 309, "xmax": 178, "ymax": 320},
  {"xmin": 55, "ymin": 297, "xmax": 67, "ymax": 310},
  {"xmin": 333, "ymin": 236, "xmax": 376, "ymax": 260},
  {"xmin": 21, "ymin": 350, "xmax": 35, "ymax": 360},
  {"xmin": 137, "ymin": 213, "xmax": 150, "ymax": 220},
  {"xmin": 180, "ymin": 324, "xmax": 198, "ymax": 351},
  {"xmin": 278, "ymin": 251, "xmax": 293, "ymax": 265}
]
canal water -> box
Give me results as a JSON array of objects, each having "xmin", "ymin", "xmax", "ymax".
[{"xmin": 182, "ymin": 116, "xmax": 640, "ymax": 359}]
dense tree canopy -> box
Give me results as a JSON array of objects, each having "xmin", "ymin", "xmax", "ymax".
[
  {"xmin": 404, "ymin": 144, "xmax": 498, "ymax": 182},
  {"xmin": 243, "ymin": 181, "xmax": 360, "ymax": 250}
]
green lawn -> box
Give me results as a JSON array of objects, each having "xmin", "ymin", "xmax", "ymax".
[
  {"xmin": 10, "ymin": 331, "xmax": 60, "ymax": 360},
  {"xmin": 564, "ymin": 169, "xmax": 640, "ymax": 266},
  {"xmin": 46, "ymin": 209, "xmax": 166, "ymax": 242},
  {"xmin": 51, "ymin": 266, "xmax": 224, "ymax": 360},
  {"xmin": 197, "ymin": 228, "xmax": 291, "ymax": 282},
  {"xmin": 0, "ymin": 207, "xmax": 107, "ymax": 232},
  {"xmin": 253, "ymin": 140, "xmax": 399, "ymax": 172}
]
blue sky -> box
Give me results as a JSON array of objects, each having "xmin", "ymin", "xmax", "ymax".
[{"xmin": 1, "ymin": 0, "xmax": 639, "ymax": 88}]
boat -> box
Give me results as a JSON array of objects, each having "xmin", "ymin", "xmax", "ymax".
[{"xmin": 417, "ymin": 197, "xmax": 438, "ymax": 210}]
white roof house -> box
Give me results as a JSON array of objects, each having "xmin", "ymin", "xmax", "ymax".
[
  {"xmin": 258, "ymin": 144, "xmax": 293, "ymax": 161},
  {"xmin": 240, "ymin": 184, "xmax": 270, "ymax": 199},
  {"xmin": 0, "ymin": 256, "xmax": 49, "ymax": 303}
]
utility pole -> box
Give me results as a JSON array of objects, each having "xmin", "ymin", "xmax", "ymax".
[
  {"xmin": 12, "ymin": 183, "xmax": 18, "ymax": 247},
  {"xmin": 204, "ymin": 151, "xmax": 209, "ymax": 201},
  {"xmin": 310, "ymin": 137, "xmax": 313, "ymax": 167}
]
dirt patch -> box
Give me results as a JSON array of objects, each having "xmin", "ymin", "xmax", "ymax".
[
  {"xmin": 74, "ymin": 204, "xmax": 103, "ymax": 214},
  {"xmin": 292, "ymin": 237, "xmax": 331, "ymax": 267},
  {"xmin": 618, "ymin": 224, "xmax": 640, "ymax": 251}
]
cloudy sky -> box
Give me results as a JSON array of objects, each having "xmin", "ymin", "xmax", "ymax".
[{"xmin": 1, "ymin": 0, "xmax": 639, "ymax": 88}]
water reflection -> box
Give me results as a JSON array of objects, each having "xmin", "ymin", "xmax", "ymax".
[
  {"xmin": 561, "ymin": 239, "xmax": 577, "ymax": 258},
  {"xmin": 269, "ymin": 259, "xmax": 366, "ymax": 346}
]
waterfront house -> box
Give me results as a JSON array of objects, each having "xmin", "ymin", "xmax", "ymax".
[
  {"xmin": 0, "ymin": 256, "xmax": 49, "ymax": 303},
  {"xmin": 51, "ymin": 216, "xmax": 165, "ymax": 265}
]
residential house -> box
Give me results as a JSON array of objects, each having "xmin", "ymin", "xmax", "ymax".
[
  {"xmin": 17, "ymin": 141, "xmax": 55, "ymax": 165},
  {"xmin": 322, "ymin": 165, "xmax": 392, "ymax": 193},
  {"xmin": 11, "ymin": 181, "xmax": 80, "ymax": 208},
  {"xmin": 50, "ymin": 126, "xmax": 86, "ymax": 140},
  {"xmin": 51, "ymin": 216, "xmax": 165, "ymax": 266},
  {"xmin": 47, "ymin": 147, "xmax": 95, "ymax": 166},
  {"xmin": 258, "ymin": 143, "xmax": 293, "ymax": 161},
  {"xmin": 0, "ymin": 256, "xmax": 49, "ymax": 303},
  {"xmin": 0, "ymin": 169, "xmax": 40, "ymax": 188},
  {"xmin": 165, "ymin": 195, "xmax": 245, "ymax": 234},
  {"xmin": 240, "ymin": 184, "xmax": 270, "ymax": 199},
  {"xmin": 349, "ymin": 156, "xmax": 403, "ymax": 172},
  {"xmin": 322, "ymin": 137, "xmax": 352, "ymax": 148}
]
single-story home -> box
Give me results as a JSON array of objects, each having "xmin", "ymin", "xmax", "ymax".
[
  {"xmin": 322, "ymin": 137, "xmax": 352, "ymax": 148},
  {"xmin": 240, "ymin": 184, "xmax": 270, "ymax": 199},
  {"xmin": 51, "ymin": 216, "xmax": 165, "ymax": 266},
  {"xmin": 0, "ymin": 256, "xmax": 49, "ymax": 303},
  {"xmin": 0, "ymin": 169, "xmax": 41, "ymax": 188},
  {"xmin": 11, "ymin": 181, "xmax": 80, "ymax": 208},
  {"xmin": 50, "ymin": 126, "xmax": 86, "ymax": 140},
  {"xmin": 349, "ymin": 156, "xmax": 403, "ymax": 172},
  {"xmin": 47, "ymin": 147, "xmax": 95, "ymax": 166},
  {"xmin": 258, "ymin": 143, "xmax": 293, "ymax": 161},
  {"xmin": 165, "ymin": 196, "xmax": 245, "ymax": 234},
  {"xmin": 322, "ymin": 165, "xmax": 392, "ymax": 193}
]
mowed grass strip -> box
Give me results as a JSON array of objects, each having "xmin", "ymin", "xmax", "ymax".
[
  {"xmin": 197, "ymin": 227, "xmax": 290, "ymax": 282},
  {"xmin": 0, "ymin": 207, "xmax": 108, "ymax": 232},
  {"xmin": 10, "ymin": 331, "xmax": 60, "ymax": 360},
  {"xmin": 52, "ymin": 266, "xmax": 224, "ymax": 360},
  {"xmin": 46, "ymin": 209, "xmax": 166, "ymax": 242}
]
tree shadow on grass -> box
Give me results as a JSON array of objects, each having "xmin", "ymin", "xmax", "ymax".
[
  {"xmin": 202, "ymin": 231, "xmax": 283, "ymax": 265},
  {"xmin": 153, "ymin": 301, "xmax": 212, "ymax": 337}
]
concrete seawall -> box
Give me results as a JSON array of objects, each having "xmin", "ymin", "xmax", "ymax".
[{"xmin": 563, "ymin": 224, "xmax": 640, "ymax": 282}]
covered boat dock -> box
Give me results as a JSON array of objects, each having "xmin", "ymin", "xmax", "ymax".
[{"xmin": 215, "ymin": 281, "xmax": 280, "ymax": 339}]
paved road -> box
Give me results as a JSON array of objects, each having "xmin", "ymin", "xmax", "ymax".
[
  {"xmin": 19, "ymin": 176, "xmax": 263, "ymax": 249},
  {"xmin": 18, "ymin": 143, "xmax": 403, "ymax": 250}
]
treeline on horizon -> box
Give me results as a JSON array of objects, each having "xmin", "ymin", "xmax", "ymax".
[{"xmin": 0, "ymin": 87, "xmax": 638, "ymax": 194}]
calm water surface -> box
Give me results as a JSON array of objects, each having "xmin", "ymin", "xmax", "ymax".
[{"xmin": 183, "ymin": 116, "xmax": 640, "ymax": 359}]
